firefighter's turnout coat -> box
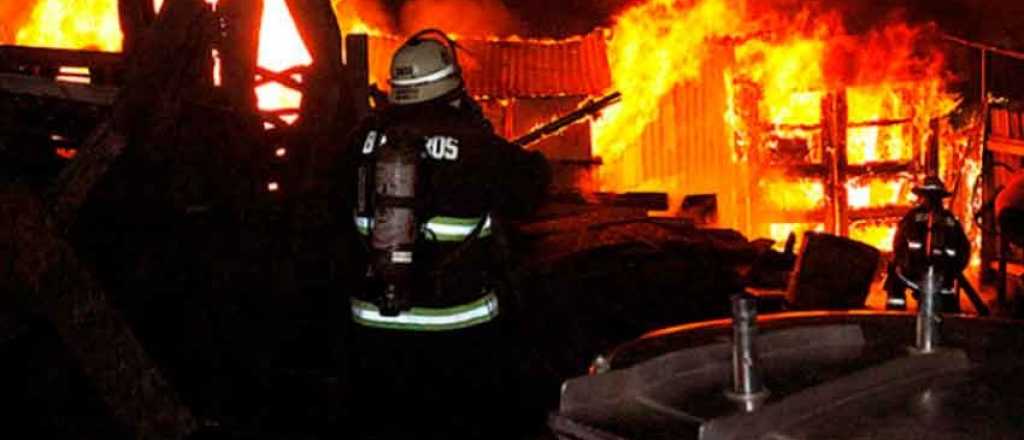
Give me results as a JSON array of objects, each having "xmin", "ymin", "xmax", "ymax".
[{"xmin": 341, "ymin": 97, "xmax": 550, "ymax": 332}]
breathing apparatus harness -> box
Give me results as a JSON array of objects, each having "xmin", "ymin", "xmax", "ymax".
[{"xmin": 356, "ymin": 30, "xmax": 498, "ymax": 319}]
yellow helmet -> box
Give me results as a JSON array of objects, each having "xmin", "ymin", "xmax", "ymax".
[{"xmin": 388, "ymin": 30, "xmax": 464, "ymax": 105}]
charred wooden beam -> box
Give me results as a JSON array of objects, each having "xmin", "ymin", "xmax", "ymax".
[
  {"xmin": 284, "ymin": 0, "xmax": 351, "ymax": 193},
  {"xmin": 5, "ymin": 188, "xmax": 195, "ymax": 438},
  {"xmin": 345, "ymin": 34, "xmax": 372, "ymax": 121},
  {"xmin": 119, "ymin": 0, "xmax": 158, "ymax": 56},
  {"xmin": 50, "ymin": 0, "xmax": 215, "ymax": 229},
  {"xmin": 0, "ymin": 45, "xmax": 123, "ymax": 71},
  {"xmin": 845, "ymin": 161, "xmax": 913, "ymax": 176},
  {"xmin": 514, "ymin": 92, "xmax": 622, "ymax": 147},
  {"xmin": 6, "ymin": 0, "xmax": 216, "ymax": 435},
  {"xmin": 847, "ymin": 206, "xmax": 912, "ymax": 221},
  {"xmin": 847, "ymin": 118, "xmax": 912, "ymax": 129},
  {"xmin": 758, "ymin": 163, "xmax": 829, "ymax": 177},
  {"xmin": 0, "ymin": 72, "xmax": 118, "ymax": 105},
  {"xmin": 592, "ymin": 192, "xmax": 668, "ymax": 210},
  {"xmin": 217, "ymin": 0, "xmax": 263, "ymax": 116}
]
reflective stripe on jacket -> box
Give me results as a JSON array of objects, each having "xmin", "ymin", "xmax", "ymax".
[
  {"xmin": 351, "ymin": 293, "xmax": 499, "ymax": 331},
  {"xmin": 354, "ymin": 215, "xmax": 492, "ymax": 242}
]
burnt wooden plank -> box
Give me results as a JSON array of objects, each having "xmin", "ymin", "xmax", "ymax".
[
  {"xmin": 217, "ymin": 0, "xmax": 263, "ymax": 115},
  {"xmin": 0, "ymin": 45, "xmax": 123, "ymax": 69},
  {"xmin": 5, "ymin": 0, "xmax": 216, "ymax": 435},
  {"xmin": 285, "ymin": 0, "xmax": 351, "ymax": 193},
  {"xmin": 7, "ymin": 189, "xmax": 195, "ymax": 438},
  {"xmin": 118, "ymin": 0, "xmax": 158, "ymax": 56},
  {"xmin": 49, "ymin": 0, "xmax": 214, "ymax": 230},
  {"xmin": 0, "ymin": 72, "xmax": 118, "ymax": 105}
]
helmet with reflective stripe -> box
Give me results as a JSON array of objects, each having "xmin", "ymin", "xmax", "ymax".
[{"xmin": 388, "ymin": 29, "xmax": 463, "ymax": 105}]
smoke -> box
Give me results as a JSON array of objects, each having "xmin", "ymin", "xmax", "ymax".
[
  {"xmin": 398, "ymin": 0, "xmax": 523, "ymax": 37},
  {"xmin": 0, "ymin": 0, "xmax": 36, "ymax": 44}
]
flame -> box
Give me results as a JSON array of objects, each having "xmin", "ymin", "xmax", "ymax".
[
  {"xmin": 595, "ymin": 0, "xmax": 743, "ymax": 165},
  {"xmin": 16, "ymin": 0, "xmax": 122, "ymax": 52},
  {"xmin": 846, "ymin": 176, "xmax": 913, "ymax": 210},
  {"xmin": 256, "ymin": 0, "xmax": 313, "ymax": 126},
  {"xmin": 735, "ymin": 31, "xmax": 828, "ymax": 126},
  {"xmin": 760, "ymin": 178, "xmax": 826, "ymax": 212},
  {"xmin": 769, "ymin": 222, "xmax": 824, "ymax": 251},
  {"xmin": 849, "ymin": 221, "xmax": 898, "ymax": 252}
]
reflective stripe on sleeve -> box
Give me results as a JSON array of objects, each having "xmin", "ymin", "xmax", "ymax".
[
  {"xmin": 351, "ymin": 293, "xmax": 499, "ymax": 331},
  {"xmin": 354, "ymin": 215, "xmax": 491, "ymax": 242}
]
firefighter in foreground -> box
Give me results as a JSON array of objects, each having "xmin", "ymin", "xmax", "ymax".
[{"xmin": 338, "ymin": 29, "xmax": 551, "ymax": 438}]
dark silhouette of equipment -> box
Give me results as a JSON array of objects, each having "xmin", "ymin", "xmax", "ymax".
[
  {"xmin": 680, "ymin": 194, "xmax": 719, "ymax": 227},
  {"xmin": 996, "ymin": 172, "xmax": 1024, "ymax": 248},
  {"xmin": 996, "ymin": 172, "xmax": 1024, "ymax": 308},
  {"xmin": 785, "ymin": 232, "xmax": 880, "ymax": 310},
  {"xmin": 886, "ymin": 176, "xmax": 989, "ymax": 316}
]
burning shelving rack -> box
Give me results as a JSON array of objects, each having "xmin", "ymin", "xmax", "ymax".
[{"xmin": 734, "ymin": 82, "xmax": 932, "ymax": 252}]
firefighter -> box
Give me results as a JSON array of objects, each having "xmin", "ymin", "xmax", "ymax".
[
  {"xmin": 336, "ymin": 29, "xmax": 551, "ymax": 439},
  {"xmin": 886, "ymin": 176, "xmax": 970, "ymax": 313}
]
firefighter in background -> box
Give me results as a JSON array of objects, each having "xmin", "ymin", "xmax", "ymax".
[
  {"xmin": 885, "ymin": 176, "xmax": 971, "ymax": 313},
  {"xmin": 338, "ymin": 29, "xmax": 551, "ymax": 438}
]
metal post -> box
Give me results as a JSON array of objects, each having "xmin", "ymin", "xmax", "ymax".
[
  {"xmin": 915, "ymin": 266, "xmax": 942, "ymax": 354},
  {"xmin": 981, "ymin": 48, "xmax": 996, "ymax": 282},
  {"xmin": 725, "ymin": 293, "xmax": 769, "ymax": 411}
]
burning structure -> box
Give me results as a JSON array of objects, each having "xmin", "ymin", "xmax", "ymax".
[
  {"xmin": 0, "ymin": 0, "xmax": 993, "ymax": 250},
  {"xmin": 1, "ymin": 0, "xmax": 1024, "ymax": 437}
]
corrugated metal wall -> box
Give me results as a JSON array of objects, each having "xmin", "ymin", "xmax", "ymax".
[{"xmin": 603, "ymin": 44, "xmax": 742, "ymax": 229}]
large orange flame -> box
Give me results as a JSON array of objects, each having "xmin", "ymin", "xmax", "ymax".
[
  {"xmin": 596, "ymin": 0, "xmax": 744, "ymax": 164},
  {"xmin": 594, "ymin": 0, "xmax": 962, "ymax": 253},
  {"xmin": 255, "ymin": 0, "xmax": 312, "ymax": 126},
  {"xmin": 16, "ymin": 0, "xmax": 122, "ymax": 52}
]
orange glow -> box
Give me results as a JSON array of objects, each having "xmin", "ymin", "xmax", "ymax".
[
  {"xmin": 736, "ymin": 35, "xmax": 828, "ymax": 126},
  {"xmin": 768, "ymin": 222, "xmax": 824, "ymax": 250},
  {"xmin": 849, "ymin": 221, "xmax": 898, "ymax": 252},
  {"xmin": 16, "ymin": 0, "xmax": 122, "ymax": 52},
  {"xmin": 759, "ymin": 178, "xmax": 826, "ymax": 212},
  {"xmin": 256, "ymin": 0, "xmax": 313, "ymax": 126},
  {"xmin": 55, "ymin": 147, "xmax": 78, "ymax": 159},
  {"xmin": 846, "ymin": 176, "xmax": 913, "ymax": 210},
  {"xmin": 595, "ymin": 0, "xmax": 744, "ymax": 166}
]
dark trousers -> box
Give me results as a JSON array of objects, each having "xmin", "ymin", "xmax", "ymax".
[{"xmin": 345, "ymin": 319, "xmax": 529, "ymax": 440}]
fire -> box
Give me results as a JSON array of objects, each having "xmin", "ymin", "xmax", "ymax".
[
  {"xmin": 16, "ymin": 0, "xmax": 122, "ymax": 52},
  {"xmin": 850, "ymin": 221, "xmax": 898, "ymax": 252},
  {"xmin": 759, "ymin": 178, "xmax": 825, "ymax": 212},
  {"xmin": 735, "ymin": 31, "xmax": 828, "ymax": 126},
  {"xmin": 769, "ymin": 223, "xmax": 824, "ymax": 251},
  {"xmin": 846, "ymin": 176, "xmax": 913, "ymax": 210},
  {"xmin": 595, "ymin": 0, "xmax": 743, "ymax": 165},
  {"xmin": 256, "ymin": 0, "xmax": 313, "ymax": 126}
]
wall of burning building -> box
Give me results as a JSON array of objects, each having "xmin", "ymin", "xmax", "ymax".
[
  {"xmin": 588, "ymin": 0, "xmax": 970, "ymax": 253},
  {"xmin": 2, "ymin": 0, "xmax": 986, "ymax": 255}
]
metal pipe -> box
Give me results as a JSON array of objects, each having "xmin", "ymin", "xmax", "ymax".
[
  {"xmin": 726, "ymin": 293, "xmax": 768, "ymax": 411},
  {"xmin": 915, "ymin": 266, "xmax": 941, "ymax": 354}
]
